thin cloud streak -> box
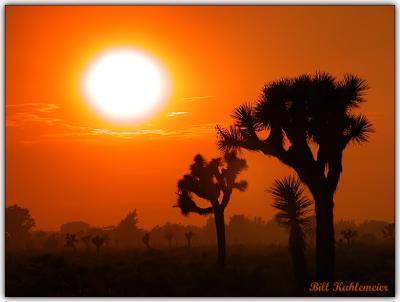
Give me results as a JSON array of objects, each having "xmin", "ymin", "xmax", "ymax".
[
  {"xmin": 167, "ymin": 111, "xmax": 189, "ymax": 117},
  {"xmin": 6, "ymin": 103, "xmax": 60, "ymax": 112},
  {"xmin": 183, "ymin": 96, "xmax": 215, "ymax": 101}
]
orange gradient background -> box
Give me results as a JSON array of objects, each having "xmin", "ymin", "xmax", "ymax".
[{"xmin": 6, "ymin": 6, "xmax": 394, "ymax": 230}]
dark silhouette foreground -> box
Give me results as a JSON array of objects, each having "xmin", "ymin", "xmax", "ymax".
[
  {"xmin": 4, "ymin": 205, "xmax": 394, "ymax": 296},
  {"xmin": 5, "ymin": 244, "xmax": 394, "ymax": 297}
]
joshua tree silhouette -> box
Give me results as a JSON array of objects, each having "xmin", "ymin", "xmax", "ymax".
[
  {"xmin": 269, "ymin": 176, "xmax": 312, "ymax": 288},
  {"xmin": 382, "ymin": 223, "xmax": 394, "ymax": 240},
  {"xmin": 165, "ymin": 231, "xmax": 174, "ymax": 248},
  {"xmin": 142, "ymin": 233, "xmax": 151, "ymax": 250},
  {"xmin": 92, "ymin": 235, "xmax": 105, "ymax": 256},
  {"xmin": 341, "ymin": 229, "xmax": 358, "ymax": 247},
  {"xmin": 185, "ymin": 231, "xmax": 194, "ymax": 249},
  {"xmin": 175, "ymin": 152, "xmax": 248, "ymax": 267},
  {"xmin": 216, "ymin": 72, "xmax": 373, "ymax": 280},
  {"xmin": 64, "ymin": 233, "xmax": 78, "ymax": 250}
]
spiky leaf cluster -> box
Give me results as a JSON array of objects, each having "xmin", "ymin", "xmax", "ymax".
[
  {"xmin": 216, "ymin": 72, "xmax": 374, "ymax": 195},
  {"xmin": 269, "ymin": 176, "xmax": 312, "ymax": 252},
  {"xmin": 269, "ymin": 176, "xmax": 312, "ymax": 228}
]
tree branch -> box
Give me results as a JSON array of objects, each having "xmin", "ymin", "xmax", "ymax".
[
  {"xmin": 220, "ymin": 189, "xmax": 232, "ymax": 210},
  {"xmin": 175, "ymin": 191, "xmax": 214, "ymax": 216},
  {"xmin": 325, "ymin": 152, "xmax": 343, "ymax": 197}
]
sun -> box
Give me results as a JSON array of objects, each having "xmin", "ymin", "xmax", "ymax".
[{"xmin": 82, "ymin": 47, "xmax": 170, "ymax": 122}]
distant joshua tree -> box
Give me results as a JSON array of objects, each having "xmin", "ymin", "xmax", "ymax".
[
  {"xmin": 269, "ymin": 176, "xmax": 312, "ymax": 288},
  {"xmin": 142, "ymin": 233, "xmax": 151, "ymax": 250},
  {"xmin": 341, "ymin": 229, "xmax": 358, "ymax": 246},
  {"xmin": 92, "ymin": 235, "xmax": 105, "ymax": 256},
  {"xmin": 382, "ymin": 223, "xmax": 394, "ymax": 241},
  {"xmin": 165, "ymin": 231, "xmax": 174, "ymax": 249},
  {"xmin": 185, "ymin": 231, "xmax": 194, "ymax": 249},
  {"xmin": 81, "ymin": 234, "xmax": 92, "ymax": 250},
  {"xmin": 175, "ymin": 152, "xmax": 248, "ymax": 267},
  {"xmin": 64, "ymin": 233, "xmax": 78, "ymax": 250},
  {"xmin": 216, "ymin": 72, "xmax": 373, "ymax": 281}
]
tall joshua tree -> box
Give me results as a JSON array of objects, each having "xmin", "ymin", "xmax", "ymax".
[
  {"xmin": 216, "ymin": 72, "xmax": 373, "ymax": 281},
  {"xmin": 269, "ymin": 176, "xmax": 312, "ymax": 288},
  {"xmin": 175, "ymin": 152, "xmax": 247, "ymax": 267}
]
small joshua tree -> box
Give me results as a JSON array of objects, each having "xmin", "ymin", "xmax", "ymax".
[
  {"xmin": 165, "ymin": 231, "xmax": 174, "ymax": 249},
  {"xmin": 64, "ymin": 233, "xmax": 78, "ymax": 251},
  {"xmin": 341, "ymin": 229, "xmax": 358, "ymax": 247},
  {"xmin": 185, "ymin": 231, "xmax": 194, "ymax": 249},
  {"xmin": 92, "ymin": 235, "xmax": 105, "ymax": 256},
  {"xmin": 269, "ymin": 176, "xmax": 312, "ymax": 288},
  {"xmin": 81, "ymin": 234, "xmax": 92, "ymax": 251},
  {"xmin": 175, "ymin": 152, "xmax": 248, "ymax": 267},
  {"xmin": 142, "ymin": 233, "xmax": 151, "ymax": 250},
  {"xmin": 382, "ymin": 223, "xmax": 394, "ymax": 241}
]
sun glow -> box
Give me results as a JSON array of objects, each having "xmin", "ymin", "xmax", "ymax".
[{"xmin": 82, "ymin": 47, "xmax": 170, "ymax": 122}]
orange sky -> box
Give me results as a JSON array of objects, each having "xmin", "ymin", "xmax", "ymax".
[{"xmin": 5, "ymin": 5, "xmax": 394, "ymax": 230}]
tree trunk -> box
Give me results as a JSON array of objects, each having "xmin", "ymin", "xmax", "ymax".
[
  {"xmin": 214, "ymin": 208, "xmax": 226, "ymax": 268},
  {"xmin": 187, "ymin": 238, "xmax": 191, "ymax": 249},
  {"xmin": 314, "ymin": 191, "xmax": 335, "ymax": 282},
  {"xmin": 289, "ymin": 226, "xmax": 308, "ymax": 288}
]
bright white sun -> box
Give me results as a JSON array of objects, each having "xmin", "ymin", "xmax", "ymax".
[{"xmin": 82, "ymin": 47, "xmax": 170, "ymax": 122}]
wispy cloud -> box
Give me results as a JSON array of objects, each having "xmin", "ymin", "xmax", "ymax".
[
  {"xmin": 6, "ymin": 103, "xmax": 60, "ymax": 112},
  {"xmin": 6, "ymin": 103, "xmax": 62, "ymax": 127},
  {"xmin": 183, "ymin": 96, "xmax": 215, "ymax": 101},
  {"xmin": 7, "ymin": 103, "xmax": 216, "ymax": 144},
  {"xmin": 167, "ymin": 111, "xmax": 189, "ymax": 117}
]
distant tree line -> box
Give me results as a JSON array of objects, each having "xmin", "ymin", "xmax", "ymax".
[{"xmin": 6, "ymin": 204, "xmax": 393, "ymax": 254}]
